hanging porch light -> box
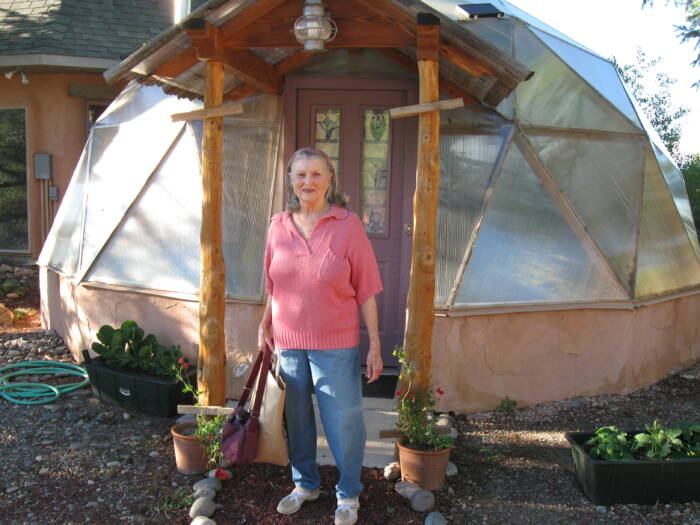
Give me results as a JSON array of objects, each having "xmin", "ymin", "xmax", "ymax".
[{"xmin": 293, "ymin": 0, "xmax": 337, "ymax": 52}]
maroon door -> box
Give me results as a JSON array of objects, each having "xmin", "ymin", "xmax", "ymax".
[{"xmin": 296, "ymin": 87, "xmax": 415, "ymax": 367}]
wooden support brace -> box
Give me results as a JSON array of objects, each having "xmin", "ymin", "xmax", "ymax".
[
  {"xmin": 198, "ymin": 58, "xmax": 227, "ymax": 407},
  {"xmin": 389, "ymin": 97, "xmax": 463, "ymax": 119},
  {"xmin": 177, "ymin": 405, "xmax": 234, "ymax": 417},
  {"xmin": 171, "ymin": 103, "xmax": 244, "ymax": 122},
  {"xmin": 402, "ymin": 13, "xmax": 441, "ymax": 394}
]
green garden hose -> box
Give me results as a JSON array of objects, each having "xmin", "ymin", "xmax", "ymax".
[{"xmin": 0, "ymin": 361, "xmax": 89, "ymax": 405}]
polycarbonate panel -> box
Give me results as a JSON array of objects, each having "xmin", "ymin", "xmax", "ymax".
[
  {"xmin": 442, "ymin": 100, "xmax": 509, "ymax": 127},
  {"xmin": 38, "ymin": 144, "xmax": 90, "ymax": 275},
  {"xmin": 436, "ymin": 130, "xmax": 507, "ymax": 305},
  {"xmin": 221, "ymin": 97, "xmax": 281, "ymax": 300},
  {"xmin": 463, "ymin": 17, "xmax": 513, "ymax": 55},
  {"xmin": 79, "ymin": 119, "xmax": 186, "ymax": 279},
  {"xmin": 86, "ymin": 126, "xmax": 202, "ymax": 293},
  {"xmin": 635, "ymin": 148, "xmax": 700, "ymax": 297},
  {"xmin": 515, "ymin": 25, "xmax": 639, "ymax": 133},
  {"xmin": 97, "ymin": 82, "xmax": 201, "ymax": 127},
  {"xmin": 531, "ymin": 28, "xmax": 641, "ymax": 128},
  {"xmin": 424, "ymin": 0, "xmax": 601, "ymax": 57},
  {"xmin": 651, "ymin": 143, "xmax": 700, "ymax": 259},
  {"xmin": 457, "ymin": 143, "xmax": 625, "ymax": 305},
  {"xmin": 527, "ymin": 133, "xmax": 644, "ymax": 293}
]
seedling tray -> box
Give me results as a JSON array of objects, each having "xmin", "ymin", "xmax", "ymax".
[
  {"xmin": 566, "ymin": 431, "xmax": 700, "ymax": 505},
  {"xmin": 82, "ymin": 355, "xmax": 194, "ymax": 417}
]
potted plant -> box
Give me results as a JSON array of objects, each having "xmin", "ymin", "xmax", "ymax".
[
  {"xmin": 393, "ymin": 346, "xmax": 454, "ymax": 491},
  {"xmin": 82, "ymin": 320, "xmax": 194, "ymax": 417},
  {"xmin": 566, "ymin": 420, "xmax": 700, "ymax": 505},
  {"xmin": 170, "ymin": 358, "xmax": 226, "ymax": 475}
]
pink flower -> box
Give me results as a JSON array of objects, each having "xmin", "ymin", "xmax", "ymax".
[
  {"xmin": 395, "ymin": 389, "xmax": 404, "ymax": 397},
  {"xmin": 178, "ymin": 357, "xmax": 186, "ymax": 364},
  {"xmin": 436, "ymin": 387, "xmax": 445, "ymax": 396}
]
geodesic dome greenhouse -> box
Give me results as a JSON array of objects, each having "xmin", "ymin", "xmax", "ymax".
[{"xmin": 38, "ymin": 0, "xmax": 700, "ymax": 412}]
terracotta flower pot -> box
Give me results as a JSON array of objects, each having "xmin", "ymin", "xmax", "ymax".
[
  {"xmin": 397, "ymin": 440, "xmax": 453, "ymax": 491},
  {"xmin": 171, "ymin": 422, "xmax": 209, "ymax": 475}
]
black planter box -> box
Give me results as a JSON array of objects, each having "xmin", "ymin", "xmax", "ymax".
[
  {"xmin": 82, "ymin": 355, "xmax": 194, "ymax": 417},
  {"xmin": 566, "ymin": 431, "xmax": 700, "ymax": 505}
]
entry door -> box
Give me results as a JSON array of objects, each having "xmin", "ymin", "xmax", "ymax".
[{"xmin": 297, "ymin": 88, "xmax": 411, "ymax": 367}]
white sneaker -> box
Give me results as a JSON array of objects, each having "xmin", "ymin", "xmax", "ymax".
[
  {"xmin": 276, "ymin": 486, "xmax": 321, "ymax": 515},
  {"xmin": 334, "ymin": 497, "xmax": 359, "ymax": 525}
]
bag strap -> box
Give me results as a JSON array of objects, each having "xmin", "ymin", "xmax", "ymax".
[
  {"xmin": 237, "ymin": 347, "xmax": 265, "ymax": 408},
  {"xmin": 249, "ymin": 344, "xmax": 272, "ymax": 419}
]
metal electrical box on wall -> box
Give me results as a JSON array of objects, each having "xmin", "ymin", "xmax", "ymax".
[{"xmin": 34, "ymin": 153, "xmax": 52, "ymax": 180}]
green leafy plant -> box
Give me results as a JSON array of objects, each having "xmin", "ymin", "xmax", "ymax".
[
  {"xmin": 11, "ymin": 307, "xmax": 33, "ymax": 321},
  {"xmin": 634, "ymin": 420, "xmax": 684, "ymax": 460},
  {"xmin": 173, "ymin": 358, "xmax": 225, "ymax": 467},
  {"xmin": 91, "ymin": 320, "xmax": 184, "ymax": 377},
  {"xmin": 584, "ymin": 421, "xmax": 700, "ymax": 461},
  {"xmin": 156, "ymin": 487, "xmax": 194, "ymax": 512},
  {"xmin": 393, "ymin": 346, "xmax": 454, "ymax": 451},
  {"xmin": 585, "ymin": 426, "xmax": 635, "ymax": 461},
  {"xmin": 496, "ymin": 396, "xmax": 517, "ymax": 415}
]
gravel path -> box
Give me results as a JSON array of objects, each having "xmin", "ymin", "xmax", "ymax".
[{"xmin": 1, "ymin": 325, "xmax": 699, "ymax": 524}]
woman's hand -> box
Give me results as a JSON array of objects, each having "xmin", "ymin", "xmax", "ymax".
[{"xmin": 366, "ymin": 342, "xmax": 383, "ymax": 383}]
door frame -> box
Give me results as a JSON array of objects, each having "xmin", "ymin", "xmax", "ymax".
[{"xmin": 281, "ymin": 77, "xmax": 419, "ymax": 367}]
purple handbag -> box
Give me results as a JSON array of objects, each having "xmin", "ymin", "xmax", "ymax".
[{"xmin": 220, "ymin": 345, "xmax": 272, "ymax": 464}]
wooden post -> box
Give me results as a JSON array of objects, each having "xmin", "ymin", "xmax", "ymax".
[
  {"xmin": 403, "ymin": 13, "xmax": 441, "ymax": 393},
  {"xmin": 198, "ymin": 56, "xmax": 227, "ymax": 407}
]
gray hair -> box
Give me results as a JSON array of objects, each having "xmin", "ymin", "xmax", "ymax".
[{"xmin": 285, "ymin": 147, "xmax": 348, "ymax": 212}]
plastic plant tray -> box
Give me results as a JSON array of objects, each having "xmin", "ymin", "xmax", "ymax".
[{"xmin": 566, "ymin": 431, "xmax": 700, "ymax": 505}]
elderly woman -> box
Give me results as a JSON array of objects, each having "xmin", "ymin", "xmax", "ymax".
[{"xmin": 258, "ymin": 147, "xmax": 383, "ymax": 525}]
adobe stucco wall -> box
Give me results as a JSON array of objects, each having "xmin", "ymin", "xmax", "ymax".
[
  {"xmin": 2, "ymin": 72, "xmax": 108, "ymax": 257},
  {"xmin": 40, "ymin": 268, "xmax": 265, "ymax": 400},
  {"xmin": 41, "ymin": 268, "xmax": 700, "ymax": 412},
  {"xmin": 433, "ymin": 293, "xmax": 700, "ymax": 413}
]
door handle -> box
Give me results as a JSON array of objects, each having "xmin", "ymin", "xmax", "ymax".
[{"xmin": 403, "ymin": 223, "xmax": 413, "ymax": 235}]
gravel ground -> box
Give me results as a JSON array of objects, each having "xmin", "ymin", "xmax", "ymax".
[{"xmin": 1, "ymin": 268, "xmax": 699, "ymax": 524}]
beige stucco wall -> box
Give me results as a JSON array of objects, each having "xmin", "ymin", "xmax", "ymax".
[
  {"xmin": 40, "ymin": 268, "xmax": 265, "ymax": 400},
  {"xmin": 433, "ymin": 294, "xmax": 700, "ymax": 413},
  {"xmin": 41, "ymin": 268, "xmax": 700, "ymax": 412},
  {"xmin": 1, "ymin": 72, "xmax": 114, "ymax": 258}
]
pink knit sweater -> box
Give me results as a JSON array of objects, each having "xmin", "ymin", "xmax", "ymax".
[{"xmin": 264, "ymin": 206, "xmax": 383, "ymax": 350}]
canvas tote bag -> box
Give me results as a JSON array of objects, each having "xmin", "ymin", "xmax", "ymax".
[{"xmin": 249, "ymin": 347, "xmax": 288, "ymax": 466}]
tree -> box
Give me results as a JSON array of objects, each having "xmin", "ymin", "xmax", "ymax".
[
  {"xmin": 681, "ymin": 154, "xmax": 700, "ymax": 232},
  {"xmin": 642, "ymin": 0, "xmax": 700, "ymax": 87},
  {"xmin": 612, "ymin": 50, "xmax": 689, "ymax": 162}
]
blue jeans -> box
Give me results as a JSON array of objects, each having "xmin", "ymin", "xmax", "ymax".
[{"xmin": 279, "ymin": 347, "xmax": 365, "ymax": 500}]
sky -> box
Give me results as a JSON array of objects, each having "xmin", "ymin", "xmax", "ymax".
[{"xmin": 508, "ymin": 0, "xmax": 699, "ymax": 157}]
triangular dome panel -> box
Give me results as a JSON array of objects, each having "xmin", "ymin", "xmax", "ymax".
[
  {"xmin": 651, "ymin": 143, "xmax": 700, "ymax": 260},
  {"xmin": 635, "ymin": 147, "xmax": 700, "ymax": 297},
  {"xmin": 87, "ymin": 126, "xmax": 202, "ymax": 293},
  {"xmin": 436, "ymin": 129, "xmax": 509, "ymax": 305},
  {"xmin": 515, "ymin": 24, "xmax": 639, "ymax": 134},
  {"xmin": 530, "ymin": 27, "xmax": 641, "ymax": 129},
  {"xmin": 527, "ymin": 133, "xmax": 644, "ymax": 293},
  {"xmin": 456, "ymin": 142, "xmax": 626, "ymax": 305}
]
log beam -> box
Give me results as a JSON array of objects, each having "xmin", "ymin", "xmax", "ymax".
[
  {"xmin": 171, "ymin": 103, "xmax": 244, "ymax": 122},
  {"xmin": 224, "ymin": 49, "xmax": 283, "ymax": 94},
  {"xmin": 389, "ymin": 97, "xmax": 463, "ymax": 119},
  {"xmin": 198, "ymin": 58, "xmax": 227, "ymax": 407},
  {"xmin": 403, "ymin": 13, "xmax": 441, "ymax": 393}
]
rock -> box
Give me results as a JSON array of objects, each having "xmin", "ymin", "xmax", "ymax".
[
  {"xmin": 394, "ymin": 480, "xmax": 421, "ymax": 499},
  {"xmin": 410, "ymin": 490, "xmax": 435, "ymax": 512},
  {"xmin": 39, "ymin": 468, "xmax": 49, "ymax": 475},
  {"xmin": 383, "ymin": 461, "xmax": 401, "ymax": 481},
  {"xmin": 148, "ymin": 451, "xmax": 160, "ymax": 458},
  {"xmin": 194, "ymin": 488, "xmax": 216, "ymax": 500},
  {"xmin": 85, "ymin": 502, "xmax": 98, "ymax": 508},
  {"xmin": 0, "ymin": 304, "xmax": 12, "ymax": 325},
  {"xmin": 5, "ymin": 486, "xmax": 20, "ymax": 494},
  {"xmin": 106, "ymin": 461, "xmax": 121, "ymax": 468},
  {"xmin": 123, "ymin": 413, "xmax": 131, "ymax": 420},
  {"xmin": 193, "ymin": 478, "xmax": 222, "ymax": 492},
  {"xmin": 425, "ymin": 511, "xmax": 447, "ymax": 525},
  {"xmin": 191, "ymin": 517, "xmax": 217, "ymax": 525},
  {"xmin": 446, "ymin": 461, "xmax": 458, "ymax": 477},
  {"xmin": 596, "ymin": 506, "xmax": 607, "ymax": 514},
  {"xmin": 5, "ymin": 292, "xmax": 20, "ymax": 299},
  {"xmin": 0, "ymin": 264, "xmax": 13, "ymax": 273},
  {"xmin": 189, "ymin": 497, "xmax": 216, "ymax": 518}
]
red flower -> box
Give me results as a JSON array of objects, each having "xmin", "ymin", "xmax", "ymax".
[
  {"xmin": 178, "ymin": 357, "xmax": 186, "ymax": 364},
  {"xmin": 395, "ymin": 389, "xmax": 404, "ymax": 397},
  {"xmin": 180, "ymin": 362, "xmax": 190, "ymax": 370},
  {"xmin": 436, "ymin": 387, "xmax": 445, "ymax": 396},
  {"xmin": 215, "ymin": 467, "xmax": 229, "ymax": 480}
]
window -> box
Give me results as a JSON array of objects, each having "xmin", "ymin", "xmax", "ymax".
[{"xmin": 0, "ymin": 108, "xmax": 28, "ymax": 252}]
